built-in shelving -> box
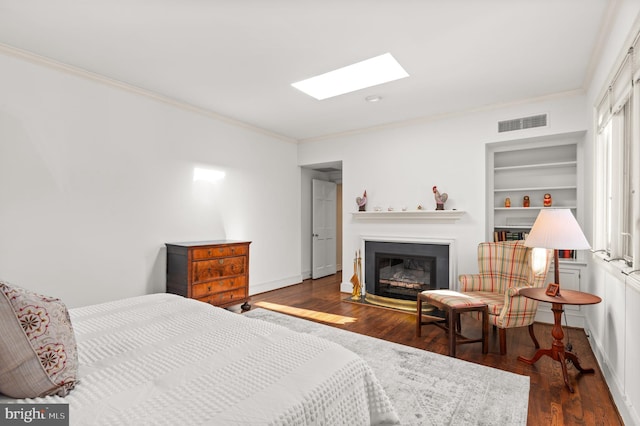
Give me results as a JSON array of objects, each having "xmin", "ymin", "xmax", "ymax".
[
  {"xmin": 487, "ymin": 132, "xmax": 588, "ymax": 325},
  {"xmin": 494, "ymin": 160, "xmax": 577, "ymax": 172},
  {"xmin": 486, "ymin": 132, "xmax": 584, "ymax": 255},
  {"xmin": 494, "ymin": 185, "xmax": 577, "ymax": 193}
]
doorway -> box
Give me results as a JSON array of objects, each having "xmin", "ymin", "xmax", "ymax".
[{"xmin": 300, "ymin": 162, "xmax": 342, "ymax": 280}]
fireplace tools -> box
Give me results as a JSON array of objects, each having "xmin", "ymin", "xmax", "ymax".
[{"xmin": 350, "ymin": 250, "xmax": 362, "ymax": 300}]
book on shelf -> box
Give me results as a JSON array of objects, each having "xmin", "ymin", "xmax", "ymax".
[
  {"xmin": 492, "ymin": 233, "xmax": 577, "ymax": 259},
  {"xmin": 559, "ymin": 249, "xmax": 576, "ymax": 259},
  {"xmin": 493, "ymin": 230, "xmax": 529, "ymax": 242}
]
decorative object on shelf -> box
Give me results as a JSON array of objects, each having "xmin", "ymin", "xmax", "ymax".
[
  {"xmin": 504, "ymin": 197, "xmax": 511, "ymax": 208},
  {"xmin": 374, "ymin": 206, "xmax": 382, "ymax": 212},
  {"xmin": 432, "ymin": 186, "xmax": 448, "ymax": 210},
  {"xmin": 388, "ymin": 207, "xmax": 394, "ymax": 211},
  {"xmin": 543, "ymin": 193, "xmax": 552, "ymax": 207},
  {"xmin": 524, "ymin": 209, "xmax": 590, "ymax": 295},
  {"xmin": 356, "ymin": 190, "xmax": 367, "ymax": 211},
  {"xmin": 350, "ymin": 250, "xmax": 362, "ymax": 300},
  {"xmin": 545, "ymin": 283, "xmax": 560, "ymax": 297},
  {"xmin": 417, "ymin": 204, "xmax": 423, "ymax": 210},
  {"xmin": 401, "ymin": 206, "xmax": 408, "ymax": 211},
  {"xmin": 523, "ymin": 196, "xmax": 530, "ymax": 207}
]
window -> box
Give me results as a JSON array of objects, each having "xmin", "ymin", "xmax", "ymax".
[
  {"xmin": 621, "ymin": 103, "xmax": 633, "ymax": 264},
  {"xmin": 595, "ymin": 45, "xmax": 639, "ymax": 268}
]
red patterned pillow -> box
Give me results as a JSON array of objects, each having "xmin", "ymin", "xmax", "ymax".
[{"xmin": 0, "ymin": 281, "xmax": 78, "ymax": 398}]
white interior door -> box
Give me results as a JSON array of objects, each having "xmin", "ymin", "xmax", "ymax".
[{"xmin": 312, "ymin": 179, "xmax": 337, "ymax": 279}]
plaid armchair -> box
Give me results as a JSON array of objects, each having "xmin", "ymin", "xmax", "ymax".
[{"xmin": 458, "ymin": 240, "xmax": 552, "ymax": 355}]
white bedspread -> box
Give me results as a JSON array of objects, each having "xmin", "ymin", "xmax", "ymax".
[{"xmin": 16, "ymin": 294, "xmax": 398, "ymax": 425}]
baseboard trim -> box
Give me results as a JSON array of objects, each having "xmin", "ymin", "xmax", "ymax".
[
  {"xmin": 585, "ymin": 318, "xmax": 639, "ymax": 426},
  {"xmin": 249, "ymin": 275, "xmax": 302, "ymax": 296}
]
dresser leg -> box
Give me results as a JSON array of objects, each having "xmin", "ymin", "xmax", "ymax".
[{"xmin": 241, "ymin": 301, "xmax": 251, "ymax": 312}]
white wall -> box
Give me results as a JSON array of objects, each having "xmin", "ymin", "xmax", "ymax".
[
  {"xmin": 582, "ymin": 4, "xmax": 640, "ymax": 425},
  {"xmin": 0, "ymin": 50, "xmax": 302, "ymax": 308},
  {"xmin": 299, "ymin": 94, "xmax": 587, "ymax": 293}
]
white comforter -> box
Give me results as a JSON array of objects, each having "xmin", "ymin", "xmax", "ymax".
[{"xmin": 19, "ymin": 294, "xmax": 399, "ymax": 425}]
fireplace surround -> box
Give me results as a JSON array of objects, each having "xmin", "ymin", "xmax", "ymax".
[{"xmin": 363, "ymin": 238, "xmax": 452, "ymax": 311}]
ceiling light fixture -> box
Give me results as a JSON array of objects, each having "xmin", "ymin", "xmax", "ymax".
[{"xmin": 291, "ymin": 53, "xmax": 408, "ymax": 100}]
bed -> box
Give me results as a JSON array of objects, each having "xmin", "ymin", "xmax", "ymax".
[{"xmin": 0, "ymin": 292, "xmax": 399, "ymax": 425}]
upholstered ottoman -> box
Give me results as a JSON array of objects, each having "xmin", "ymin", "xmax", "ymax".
[{"xmin": 416, "ymin": 290, "xmax": 488, "ymax": 357}]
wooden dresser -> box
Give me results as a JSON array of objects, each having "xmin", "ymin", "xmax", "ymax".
[{"xmin": 165, "ymin": 240, "xmax": 251, "ymax": 310}]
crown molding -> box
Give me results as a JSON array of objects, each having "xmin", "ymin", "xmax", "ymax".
[
  {"xmin": 299, "ymin": 89, "xmax": 585, "ymax": 144},
  {"xmin": 0, "ymin": 43, "xmax": 297, "ymax": 144}
]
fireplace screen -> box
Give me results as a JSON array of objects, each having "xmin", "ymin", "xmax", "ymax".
[{"xmin": 376, "ymin": 254, "xmax": 436, "ymax": 300}]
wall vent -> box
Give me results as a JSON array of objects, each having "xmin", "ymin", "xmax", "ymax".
[{"xmin": 498, "ymin": 114, "xmax": 547, "ymax": 133}]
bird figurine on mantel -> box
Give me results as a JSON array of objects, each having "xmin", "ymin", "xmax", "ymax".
[
  {"xmin": 432, "ymin": 186, "xmax": 448, "ymax": 210},
  {"xmin": 356, "ymin": 190, "xmax": 367, "ymax": 211}
]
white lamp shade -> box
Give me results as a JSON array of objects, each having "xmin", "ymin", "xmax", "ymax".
[{"xmin": 524, "ymin": 209, "xmax": 591, "ymax": 250}]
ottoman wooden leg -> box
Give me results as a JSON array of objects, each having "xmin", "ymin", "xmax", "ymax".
[
  {"xmin": 448, "ymin": 307, "xmax": 456, "ymax": 357},
  {"xmin": 482, "ymin": 306, "xmax": 489, "ymax": 354},
  {"xmin": 416, "ymin": 296, "xmax": 423, "ymax": 337}
]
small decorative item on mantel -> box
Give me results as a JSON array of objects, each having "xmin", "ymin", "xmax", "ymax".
[
  {"xmin": 432, "ymin": 186, "xmax": 448, "ymax": 210},
  {"xmin": 356, "ymin": 190, "xmax": 367, "ymax": 211},
  {"xmin": 543, "ymin": 193, "xmax": 552, "ymax": 207},
  {"xmin": 523, "ymin": 195, "xmax": 530, "ymax": 207},
  {"xmin": 505, "ymin": 197, "xmax": 511, "ymax": 208}
]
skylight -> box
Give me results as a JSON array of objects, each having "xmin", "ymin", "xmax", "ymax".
[{"xmin": 291, "ymin": 53, "xmax": 409, "ymax": 100}]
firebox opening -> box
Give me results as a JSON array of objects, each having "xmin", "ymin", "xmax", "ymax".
[
  {"xmin": 364, "ymin": 240, "xmax": 450, "ymax": 312},
  {"xmin": 376, "ymin": 254, "xmax": 436, "ymax": 301}
]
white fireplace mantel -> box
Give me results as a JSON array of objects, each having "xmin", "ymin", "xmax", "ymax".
[{"xmin": 351, "ymin": 210, "xmax": 465, "ymax": 223}]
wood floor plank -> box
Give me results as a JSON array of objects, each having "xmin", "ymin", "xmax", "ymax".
[{"xmin": 249, "ymin": 274, "xmax": 623, "ymax": 425}]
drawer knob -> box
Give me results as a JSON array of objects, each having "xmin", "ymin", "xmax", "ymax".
[
  {"xmin": 207, "ymin": 286, "xmax": 211, "ymax": 291},
  {"xmin": 218, "ymin": 259, "xmax": 224, "ymax": 265}
]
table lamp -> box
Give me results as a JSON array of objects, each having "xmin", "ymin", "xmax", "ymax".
[{"xmin": 524, "ymin": 209, "xmax": 591, "ymax": 295}]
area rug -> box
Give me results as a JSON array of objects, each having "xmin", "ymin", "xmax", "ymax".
[{"xmin": 244, "ymin": 308, "xmax": 529, "ymax": 426}]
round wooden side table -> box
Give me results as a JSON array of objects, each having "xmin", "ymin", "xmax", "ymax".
[{"xmin": 517, "ymin": 287, "xmax": 601, "ymax": 393}]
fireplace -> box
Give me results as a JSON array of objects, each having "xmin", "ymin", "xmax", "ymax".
[{"xmin": 364, "ymin": 240, "xmax": 450, "ymax": 311}]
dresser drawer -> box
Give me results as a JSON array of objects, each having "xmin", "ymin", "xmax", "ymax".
[
  {"xmin": 192, "ymin": 245, "xmax": 247, "ymax": 260},
  {"xmin": 191, "ymin": 277, "xmax": 246, "ymax": 298},
  {"xmin": 192, "ymin": 256, "xmax": 246, "ymax": 283},
  {"xmin": 197, "ymin": 288, "xmax": 247, "ymax": 306}
]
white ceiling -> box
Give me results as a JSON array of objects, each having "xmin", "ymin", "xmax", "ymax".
[{"xmin": 0, "ymin": 1, "xmax": 614, "ymax": 142}]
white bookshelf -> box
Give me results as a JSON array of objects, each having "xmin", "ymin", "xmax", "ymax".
[{"xmin": 486, "ymin": 131, "xmax": 585, "ymax": 263}]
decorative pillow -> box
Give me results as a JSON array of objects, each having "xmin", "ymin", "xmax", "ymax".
[{"xmin": 0, "ymin": 281, "xmax": 78, "ymax": 398}]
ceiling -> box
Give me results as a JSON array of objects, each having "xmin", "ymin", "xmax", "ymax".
[{"xmin": 0, "ymin": 1, "xmax": 614, "ymax": 142}]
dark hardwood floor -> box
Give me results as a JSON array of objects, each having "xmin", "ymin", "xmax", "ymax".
[{"xmin": 249, "ymin": 273, "xmax": 623, "ymax": 426}]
